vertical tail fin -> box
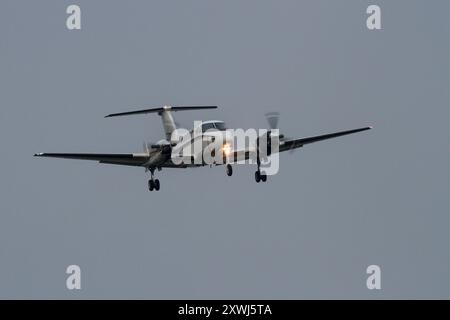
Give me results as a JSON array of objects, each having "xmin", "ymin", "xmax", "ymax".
[{"xmin": 160, "ymin": 107, "xmax": 177, "ymax": 140}]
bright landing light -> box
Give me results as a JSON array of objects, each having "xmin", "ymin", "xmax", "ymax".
[{"xmin": 222, "ymin": 143, "xmax": 232, "ymax": 156}]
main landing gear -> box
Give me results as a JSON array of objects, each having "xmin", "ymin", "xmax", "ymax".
[
  {"xmin": 254, "ymin": 170, "xmax": 267, "ymax": 183},
  {"xmin": 226, "ymin": 163, "xmax": 267, "ymax": 183},
  {"xmin": 148, "ymin": 168, "xmax": 160, "ymax": 192},
  {"xmin": 254, "ymin": 160, "xmax": 267, "ymax": 183}
]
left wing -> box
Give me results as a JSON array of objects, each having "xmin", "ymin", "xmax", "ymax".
[
  {"xmin": 279, "ymin": 126, "xmax": 372, "ymax": 152},
  {"xmin": 34, "ymin": 153, "xmax": 150, "ymax": 167}
]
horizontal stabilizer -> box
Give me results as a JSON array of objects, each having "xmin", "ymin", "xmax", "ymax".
[{"xmin": 105, "ymin": 105, "xmax": 217, "ymax": 118}]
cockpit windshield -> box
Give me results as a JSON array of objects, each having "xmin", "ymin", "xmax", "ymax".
[
  {"xmin": 214, "ymin": 122, "xmax": 226, "ymax": 131},
  {"xmin": 201, "ymin": 122, "xmax": 215, "ymax": 132},
  {"xmin": 201, "ymin": 121, "xmax": 227, "ymax": 132}
]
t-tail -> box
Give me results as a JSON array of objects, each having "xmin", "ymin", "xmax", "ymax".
[{"xmin": 105, "ymin": 105, "xmax": 218, "ymax": 140}]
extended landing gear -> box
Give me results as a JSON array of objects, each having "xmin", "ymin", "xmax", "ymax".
[
  {"xmin": 148, "ymin": 179, "xmax": 160, "ymax": 191},
  {"xmin": 254, "ymin": 170, "xmax": 267, "ymax": 183},
  {"xmin": 226, "ymin": 164, "xmax": 233, "ymax": 176},
  {"xmin": 148, "ymin": 168, "xmax": 160, "ymax": 192},
  {"xmin": 254, "ymin": 164, "xmax": 267, "ymax": 183}
]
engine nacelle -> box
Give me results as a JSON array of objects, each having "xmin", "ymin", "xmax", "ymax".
[
  {"xmin": 160, "ymin": 144, "xmax": 172, "ymax": 155},
  {"xmin": 151, "ymin": 140, "xmax": 172, "ymax": 155}
]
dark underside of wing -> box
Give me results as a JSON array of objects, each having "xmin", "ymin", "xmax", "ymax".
[
  {"xmin": 34, "ymin": 153, "xmax": 149, "ymax": 167},
  {"xmin": 280, "ymin": 126, "xmax": 372, "ymax": 152}
]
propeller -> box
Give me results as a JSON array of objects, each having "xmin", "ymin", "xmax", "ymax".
[
  {"xmin": 143, "ymin": 141, "xmax": 150, "ymax": 154},
  {"xmin": 143, "ymin": 142, "xmax": 151, "ymax": 172},
  {"xmin": 265, "ymin": 112, "xmax": 280, "ymax": 129},
  {"xmin": 264, "ymin": 112, "xmax": 297, "ymax": 154}
]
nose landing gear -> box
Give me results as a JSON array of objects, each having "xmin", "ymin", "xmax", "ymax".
[{"xmin": 226, "ymin": 164, "xmax": 233, "ymax": 176}]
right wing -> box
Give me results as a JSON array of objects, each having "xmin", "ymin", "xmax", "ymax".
[{"xmin": 34, "ymin": 153, "xmax": 150, "ymax": 167}]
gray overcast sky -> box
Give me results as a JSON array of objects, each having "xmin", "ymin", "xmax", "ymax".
[{"xmin": 1, "ymin": 0, "xmax": 449, "ymax": 299}]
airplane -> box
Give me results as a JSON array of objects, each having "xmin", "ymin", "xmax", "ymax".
[{"xmin": 34, "ymin": 105, "xmax": 372, "ymax": 191}]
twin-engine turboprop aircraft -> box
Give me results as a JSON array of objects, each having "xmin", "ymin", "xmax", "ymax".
[{"xmin": 34, "ymin": 105, "xmax": 371, "ymax": 191}]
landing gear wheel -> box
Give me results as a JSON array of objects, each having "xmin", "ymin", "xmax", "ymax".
[
  {"xmin": 154, "ymin": 179, "xmax": 160, "ymax": 191},
  {"xmin": 226, "ymin": 164, "xmax": 233, "ymax": 176},
  {"xmin": 255, "ymin": 170, "xmax": 261, "ymax": 183},
  {"xmin": 261, "ymin": 173, "xmax": 267, "ymax": 182},
  {"xmin": 148, "ymin": 179, "xmax": 154, "ymax": 191}
]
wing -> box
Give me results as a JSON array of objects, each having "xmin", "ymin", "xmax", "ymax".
[
  {"xmin": 222, "ymin": 126, "xmax": 371, "ymax": 163},
  {"xmin": 34, "ymin": 152, "xmax": 150, "ymax": 167},
  {"xmin": 279, "ymin": 126, "xmax": 372, "ymax": 152}
]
